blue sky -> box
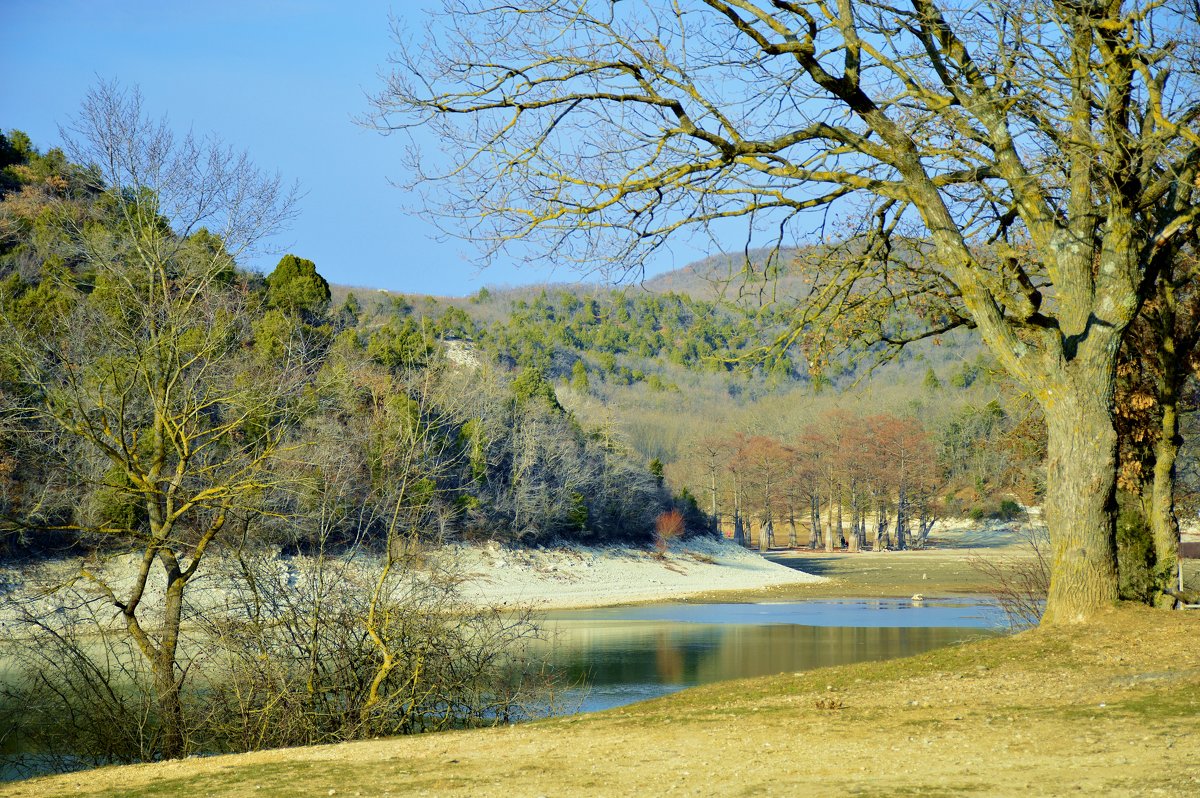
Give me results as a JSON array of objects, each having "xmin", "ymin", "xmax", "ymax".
[{"xmin": 0, "ymin": 1, "xmax": 711, "ymax": 296}]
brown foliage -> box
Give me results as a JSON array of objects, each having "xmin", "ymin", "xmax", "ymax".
[{"xmin": 654, "ymin": 509, "xmax": 685, "ymax": 555}]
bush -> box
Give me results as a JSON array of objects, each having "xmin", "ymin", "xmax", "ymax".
[
  {"xmin": 967, "ymin": 527, "xmax": 1050, "ymax": 629},
  {"xmin": 0, "ymin": 547, "xmax": 555, "ymax": 774},
  {"xmin": 1116, "ymin": 502, "xmax": 1156, "ymax": 603},
  {"xmin": 654, "ymin": 509, "xmax": 685, "ymax": 556},
  {"xmin": 994, "ymin": 499, "xmax": 1024, "ymax": 520}
]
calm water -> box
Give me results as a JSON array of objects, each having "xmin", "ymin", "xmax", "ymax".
[{"xmin": 534, "ymin": 597, "xmax": 1004, "ymax": 713}]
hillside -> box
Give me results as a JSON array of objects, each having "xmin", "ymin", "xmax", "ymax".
[{"xmin": 327, "ymin": 256, "xmax": 1025, "ymax": 526}]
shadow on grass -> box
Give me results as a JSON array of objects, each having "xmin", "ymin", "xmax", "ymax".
[{"xmin": 762, "ymin": 554, "xmax": 846, "ymax": 577}]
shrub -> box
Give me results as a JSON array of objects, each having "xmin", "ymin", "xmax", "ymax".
[{"xmin": 654, "ymin": 509, "xmax": 685, "ymax": 556}]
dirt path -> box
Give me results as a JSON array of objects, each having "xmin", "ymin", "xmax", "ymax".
[{"xmin": 6, "ymin": 605, "xmax": 1198, "ymax": 798}]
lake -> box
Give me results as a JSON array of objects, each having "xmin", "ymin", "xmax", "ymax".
[
  {"xmin": 533, "ymin": 597, "xmax": 1004, "ymax": 714},
  {"xmin": 0, "ymin": 596, "xmax": 1003, "ymax": 779}
]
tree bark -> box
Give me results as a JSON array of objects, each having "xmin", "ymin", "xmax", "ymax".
[
  {"xmin": 1041, "ymin": 384, "xmax": 1121, "ymax": 623},
  {"xmin": 154, "ymin": 563, "xmax": 187, "ymax": 760},
  {"xmin": 1149, "ymin": 398, "xmax": 1181, "ymax": 583}
]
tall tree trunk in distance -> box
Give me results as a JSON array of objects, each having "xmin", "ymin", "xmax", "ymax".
[
  {"xmin": 824, "ymin": 497, "xmax": 834, "ymax": 552},
  {"xmin": 894, "ymin": 486, "xmax": 908, "ymax": 551},
  {"xmin": 836, "ymin": 500, "xmax": 845, "ymax": 548},
  {"xmin": 809, "ymin": 493, "xmax": 822, "ymax": 549},
  {"xmin": 733, "ymin": 486, "xmax": 745, "ymax": 547},
  {"xmin": 848, "ymin": 488, "xmax": 860, "ymax": 552},
  {"xmin": 875, "ymin": 503, "xmax": 890, "ymax": 551},
  {"xmin": 709, "ymin": 466, "xmax": 719, "ymax": 536}
]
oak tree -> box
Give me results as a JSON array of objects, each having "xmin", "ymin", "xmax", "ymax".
[{"xmin": 376, "ymin": 0, "xmax": 1200, "ymax": 621}]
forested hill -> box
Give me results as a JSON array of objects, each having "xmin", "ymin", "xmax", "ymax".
[
  {"xmin": 0, "ymin": 130, "xmax": 701, "ymax": 558},
  {"xmin": 333, "ymin": 253, "xmax": 1042, "ymax": 529},
  {"xmin": 0, "ymin": 127, "xmax": 1048, "ymax": 563}
]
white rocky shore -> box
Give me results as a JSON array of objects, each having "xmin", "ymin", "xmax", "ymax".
[
  {"xmin": 0, "ymin": 538, "xmax": 823, "ymax": 627},
  {"xmin": 453, "ymin": 536, "xmax": 825, "ymax": 609}
]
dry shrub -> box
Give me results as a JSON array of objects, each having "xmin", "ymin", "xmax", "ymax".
[
  {"xmin": 654, "ymin": 510, "xmax": 685, "ymax": 557},
  {"xmin": 967, "ymin": 527, "xmax": 1050, "ymax": 630},
  {"xmin": 0, "ymin": 548, "xmax": 555, "ymax": 776}
]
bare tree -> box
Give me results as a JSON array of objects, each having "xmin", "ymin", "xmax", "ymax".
[
  {"xmin": 732, "ymin": 435, "xmax": 792, "ymax": 551},
  {"xmin": 0, "ymin": 83, "xmax": 299, "ymax": 759},
  {"xmin": 375, "ymin": 0, "xmax": 1200, "ymax": 622}
]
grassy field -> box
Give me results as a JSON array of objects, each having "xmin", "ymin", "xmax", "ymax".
[{"xmin": 6, "ymin": 531, "xmax": 1200, "ymax": 797}]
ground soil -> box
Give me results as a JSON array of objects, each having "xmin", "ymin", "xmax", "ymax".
[{"xmin": 6, "ymin": 529, "xmax": 1200, "ymax": 798}]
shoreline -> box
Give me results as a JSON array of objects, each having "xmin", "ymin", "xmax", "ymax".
[
  {"xmin": 0, "ymin": 536, "xmax": 827, "ymax": 627},
  {"xmin": 9, "ymin": 605, "xmax": 1197, "ymax": 797},
  {"xmin": 450, "ymin": 536, "xmax": 826, "ymax": 610},
  {"xmin": 5, "ymin": 520, "xmax": 1193, "ymax": 622}
]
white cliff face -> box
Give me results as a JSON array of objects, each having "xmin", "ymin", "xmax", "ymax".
[{"xmin": 443, "ymin": 339, "xmax": 481, "ymax": 369}]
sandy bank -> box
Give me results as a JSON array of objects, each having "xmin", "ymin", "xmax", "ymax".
[
  {"xmin": 0, "ymin": 538, "xmax": 823, "ymax": 627},
  {"xmin": 451, "ymin": 536, "xmax": 825, "ymax": 609}
]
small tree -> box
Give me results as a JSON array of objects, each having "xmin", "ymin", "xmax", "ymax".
[
  {"xmin": 0, "ymin": 83, "xmax": 298, "ymax": 760},
  {"xmin": 266, "ymin": 253, "xmax": 331, "ymax": 320},
  {"xmin": 654, "ymin": 508, "xmax": 685, "ymax": 556}
]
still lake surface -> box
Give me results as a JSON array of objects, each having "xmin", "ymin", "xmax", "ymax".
[{"xmin": 533, "ymin": 597, "xmax": 1005, "ymax": 714}]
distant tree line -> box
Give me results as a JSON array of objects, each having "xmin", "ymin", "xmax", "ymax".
[
  {"xmin": 688, "ymin": 408, "xmax": 1031, "ymax": 554},
  {"xmin": 0, "ymin": 128, "xmax": 686, "ymax": 562}
]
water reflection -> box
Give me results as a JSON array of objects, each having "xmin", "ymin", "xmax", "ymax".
[{"xmin": 535, "ymin": 599, "xmax": 1001, "ymax": 713}]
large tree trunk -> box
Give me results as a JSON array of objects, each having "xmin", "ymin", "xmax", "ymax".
[{"xmin": 1041, "ymin": 382, "xmax": 1121, "ymax": 624}]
